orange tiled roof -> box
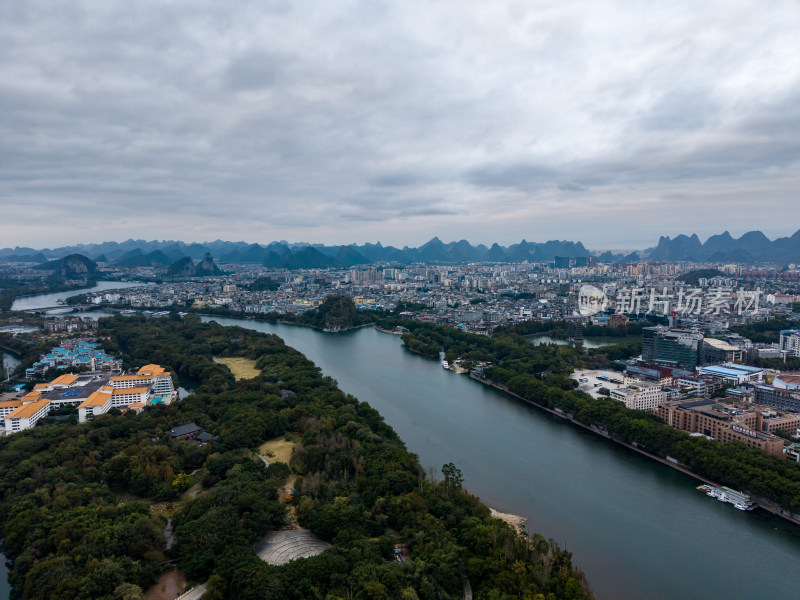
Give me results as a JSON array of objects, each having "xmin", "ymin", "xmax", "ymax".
[
  {"xmin": 7, "ymin": 398, "xmax": 50, "ymax": 419},
  {"xmin": 50, "ymin": 374, "xmax": 78, "ymax": 386},
  {"xmin": 110, "ymin": 374, "xmax": 153, "ymax": 381},
  {"xmin": 78, "ymin": 389, "xmax": 113, "ymax": 408},
  {"xmin": 137, "ymin": 364, "xmax": 166, "ymax": 376},
  {"xmin": 111, "ymin": 386, "xmax": 149, "ymax": 395}
]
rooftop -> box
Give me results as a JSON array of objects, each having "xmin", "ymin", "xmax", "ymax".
[
  {"xmin": 78, "ymin": 388, "xmax": 114, "ymax": 408},
  {"xmin": 111, "ymin": 386, "xmax": 150, "ymax": 395},
  {"xmin": 138, "ymin": 364, "xmax": 166, "ymax": 376},
  {"xmin": 50, "ymin": 373, "xmax": 79, "ymax": 386},
  {"xmin": 704, "ymin": 338, "xmax": 740, "ymax": 351},
  {"xmin": 170, "ymin": 422, "xmax": 202, "ymax": 437},
  {"xmin": 700, "ymin": 365, "xmax": 754, "ymax": 377},
  {"xmin": 7, "ymin": 398, "xmax": 51, "ymax": 419}
]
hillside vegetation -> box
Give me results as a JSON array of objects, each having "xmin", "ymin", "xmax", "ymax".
[{"xmin": 0, "ymin": 316, "xmax": 593, "ymax": 600}]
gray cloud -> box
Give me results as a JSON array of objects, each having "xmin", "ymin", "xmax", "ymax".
[{"xmin": 1, "ymin": 0, "xmax": 799, "ymax": 249}]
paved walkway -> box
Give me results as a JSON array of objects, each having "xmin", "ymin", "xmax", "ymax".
[{"xmin": 176, "ymin": 583, "xmax": 207, "ymax": 600}]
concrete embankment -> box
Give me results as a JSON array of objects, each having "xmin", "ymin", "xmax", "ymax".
[{"xmin": 469, "ymin": 374, "xmax": 800, "ymax": 527}]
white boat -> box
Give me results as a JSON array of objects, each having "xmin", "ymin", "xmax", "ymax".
[
  {"xmin": 442, "ymin": 361, "xmax": 450, "ymax": 370},
  {"xmin": 698, "ymin": 484, "xmax": 757, "ymax": 510}
]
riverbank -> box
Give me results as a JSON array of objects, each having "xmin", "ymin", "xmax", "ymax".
[
  {"xmin": 489, "ymin": 508, "xmax": 528, "ymax": 535},
  {"xmin": 194, "ymin": 315, "xmax": 800, "ymax": 600},
  {"xmin": 0, "ymin": 345, "xmax": 21, "ymax": 357},
  {"xmin": 226, "ymin": 316, "xmax": 377, "ymax": 334},
  {"xmin": 375, "ymin": 326, "xmax": 405, "ymax": 335},
  {"xmin": 469, "ymin": 374, "xmax": 800, "ymax": 527}
]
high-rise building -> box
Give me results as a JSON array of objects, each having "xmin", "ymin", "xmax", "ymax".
[
  {"xmin": 642, "ymin": 326, "xmax": 702, "ymax": 369},
  {"xmin": 780, "ymin": 328, "xmax": 800, "ymax": 357},
  {"xmin": 554, "ymin": 256, "xmax": 571, "ymax": 269}
]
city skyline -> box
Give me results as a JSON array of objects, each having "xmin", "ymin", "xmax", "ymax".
[{"xmin": 2, "ymin": 1, "xmax": 799, "ymax": 248}]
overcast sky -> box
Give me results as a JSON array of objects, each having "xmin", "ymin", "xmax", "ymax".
[{"xmin": 2, "ymin": 0, "xmax": 799, "ymax": 251}]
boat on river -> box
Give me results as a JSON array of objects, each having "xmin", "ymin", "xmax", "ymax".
[
  {"xmin": 697, "ymin": 484, "xmax": 757, "ymax": 510},
  {"xmin": 442, "ymin": 360, "xmax": 449, "ymax": 370}
]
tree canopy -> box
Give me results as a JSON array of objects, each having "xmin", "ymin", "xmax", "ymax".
[{"xmin": 0, "ymin": 315, "xmax": 594, "ymax": 600}]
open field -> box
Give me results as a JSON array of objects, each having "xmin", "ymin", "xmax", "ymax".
[
  {"xmin": 215, "ymin": 356, "xmax": 261, "ymax": 380},
  {"xmin": 259, "ymin": 435, "xmax": 296, "ymax": 464}
]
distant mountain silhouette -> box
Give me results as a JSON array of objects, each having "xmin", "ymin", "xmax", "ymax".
[
  {"xmin": 0, "ymin": 251, "xmax": 48, "ymax": 264},
  {"xmin": 8, "ymin": 230, "xmax": 799, "ymax": 267},
  {"xmin": 35, "ymin": 254, "xmax": 97, "ymax": 279},
  {"xmin": 280, "ymin": 247, "xmax": 337, "ymax": 269},
  {"xmin": 167, "ymin": 256, "xmax": 196, "ymax": 277},
  {"xmin": 646, "ymin": 229, "xmax": 800, "ymax": 263},
  {"xmin": 167, "ymin": 253, "xmax": 222, "ymax": 277},
  {"xmin": 334, "ymin": 246, "xmax": 370, "ymax": 267},
  {"xmin": 195, "ymin": 252, "xmax": 222, "ymax": 275},
  {"xmin": 116, "ymin": 250, "xmax": 173, "ymax": 268},
  {"xmin": 596, "ymin": 251, "xmax": 640, "ymax": 263}
]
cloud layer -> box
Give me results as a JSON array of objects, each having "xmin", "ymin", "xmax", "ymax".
[{"xmin": 2, "ymin": 0, "xmax": 799, "ymax": 249}]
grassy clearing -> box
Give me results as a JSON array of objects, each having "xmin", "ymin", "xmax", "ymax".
[
  {"xmin": 116, "ymin": 493, "xmax": 176, "ymax": 518},
  {"xmin": 259, "ymin": 436, "xmax": 296, "ymax": 464},
  {"xmin": 258, "ymin": 436, "xmax": 299, "ymax": 519},
  {"xmin": 215, "ymin": 357, "xmax": 261, "ymax": 380}
]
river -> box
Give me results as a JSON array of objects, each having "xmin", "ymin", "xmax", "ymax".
[
  {"xmin": 0, "ymin": 548, "xmax": 8, "ymax": 600},
  {"xmin": 201, "ymin": 317, "xmax": 800, "ymax": 600},
  {"xmin": 9, "ymin": 281, "xmax": 147, "ymax": 311},
  {"xmin": 2, "ymin": 351, "xmax": 20, "ymax": 379}
]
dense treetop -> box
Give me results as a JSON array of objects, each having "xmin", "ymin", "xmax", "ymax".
[{"xmin": 0, "ymin": 315, "xmax": 593, "ymax": 600}]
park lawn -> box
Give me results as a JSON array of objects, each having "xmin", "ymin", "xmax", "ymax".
[
  {"xmin": 259, "ymin": 436, "xmax": 299, "ymax": 510},
  {"xmin": 215, "ymin": 357, "xmax": 261, "ymax": 380},
  {"xmin": 259, "ymin": 436, "xmax": 296, "ymax": 464}
]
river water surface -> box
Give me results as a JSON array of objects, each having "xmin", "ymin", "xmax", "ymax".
[
  {"xmin": 10, "ymin": 281, "xmax": 147, "ymax": 311},
  {"xmin": 202, "ymin": 317, "xmax": 800, "ymax": 600},
  {"xmin": 0, "ymin": 549, "xmax": 8, "ymax": 600},
  {"xmin": 526, "ymin": 333, "xmax": 642, "ymax": 349}
]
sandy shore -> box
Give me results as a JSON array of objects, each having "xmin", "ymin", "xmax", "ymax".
[{"xmin": 490, "ymin": 508, "xmax": 528, "ymax": 534}]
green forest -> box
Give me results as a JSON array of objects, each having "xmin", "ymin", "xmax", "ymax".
[
  {"xmin": 729, "ymin": 317, "xmax": 797, "ymax": 344},
  {"xmin": 390, "ymin": 320, "xmax": 800, "ymax": 513},
  {"xmin": 181, "ymin": 294, "xmax": 377, "ymax": 332},
  {"xmin": 0, "ymin": 315, "xmax": 593, "ymax": 600}
]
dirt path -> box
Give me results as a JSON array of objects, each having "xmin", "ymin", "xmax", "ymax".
[{"xmin": 144, "ymin": 570, "xmax": 187, "ymax": 600}]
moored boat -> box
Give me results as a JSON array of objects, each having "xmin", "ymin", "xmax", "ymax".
[{"xmin": 697, "ymin": 484, "xmax": 757, "ymax": 510}]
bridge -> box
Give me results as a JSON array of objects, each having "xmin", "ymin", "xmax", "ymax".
[{"xmin": 23, "ymin": 305, "xmax": 107, "ymax": 314}]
